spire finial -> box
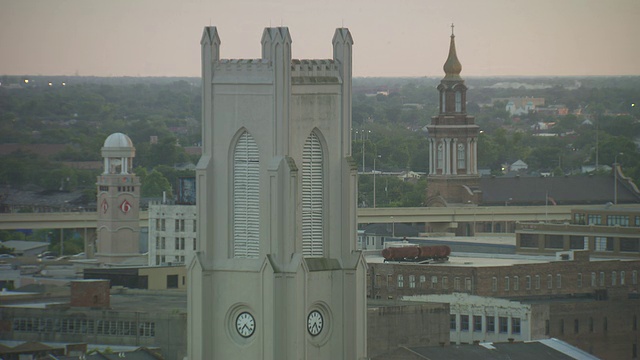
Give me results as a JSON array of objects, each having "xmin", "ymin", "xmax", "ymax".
[
  {"xmin": 443, "ymin": 25, "xmax": 462, "ymax": 79},
  {"xmin": 451, "ymin": 23, "xmax": 455, "ymax": 36}
]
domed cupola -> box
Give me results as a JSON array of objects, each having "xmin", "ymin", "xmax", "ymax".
[
  {"xmin": 101, "ymin": 132, "xmax": 135, "ymax": 175},
  {"xmin": 443, "ymin": 25, "xmax": 462, "ymax": 80}
]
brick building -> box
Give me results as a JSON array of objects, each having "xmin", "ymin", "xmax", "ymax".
[
  {"xmin": 366, "ymin": 251, "xmax": 640, "ymax": 359},
  {"xmin": 517, "ymin": 206, "xmax": 640, "ymax": 258}
]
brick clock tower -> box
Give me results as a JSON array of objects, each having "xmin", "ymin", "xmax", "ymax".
[
  {"xmin": 426, "ymin": 25, "xmax": 481, "ymax": 207},
  {"xmin": 95, "ymin": 132, "xmax": 141, "ymax": 264},
  {"xmin": 188, "ymin": 27, "xmax": 367, "ymax": 360}
]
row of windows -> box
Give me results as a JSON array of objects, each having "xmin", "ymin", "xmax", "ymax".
[
  {"xmin": 155, "ymin": 237, "xmax": 196, "ymax": 251},
  {"xmin": 155, "ymin": 255, "xmax": 186, "ymax": 265},
  {"xmin": 492, "ymin": 270, "xmax": 638, "ymax": 292},
  {"xmin": 155, "ymin": 219, "xmax": 196, "ymax": 232},
  {"xmin": 435, "ymin": 142, "xmax": 467, "ymax": 170},
  {"xmin": 574, "ymin": 213, "xmax": 640, "ymax": 227},
  {"xmin": 553, "ymin": 315, "xmax": 637, "ymax": 335},
  {"xmin": 521, "ymin": 234, "xmax": 640, "ymax": 252},
  {"xmin": 12, "ymin": 318, "xmax": 155, "ymax": 337},
  {"xmin": 450, "ymin": 315, "xmax": 520, "ymax": 335},
  {"xmin": 389, "ymin": 275, "xmax": 472, "ymax": 291}
]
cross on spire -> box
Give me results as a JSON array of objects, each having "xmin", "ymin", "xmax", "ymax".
[{"xmin": 451, "ymin": 23, "xmax": 455, "ymax": 36}]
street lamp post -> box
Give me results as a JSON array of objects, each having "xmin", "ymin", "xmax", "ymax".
[
  {"xmin": 373, "ymin": 154, "xmax": 381, "ymax": 208},
  {"xmin": 614, "ymin": 152, "xmax": 624, "ymax": 204}
]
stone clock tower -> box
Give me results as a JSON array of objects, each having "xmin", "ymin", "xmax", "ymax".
[
  {"xmin": 426, "ymin": 26, "xmax": 481, "ymax": 207},
  {"xmin": 95, "ymin": 132, "xmax": 141, "ymax": 264},
  {"xmin": 188, "ymin": 27, "xmax": 367, "ymax": 359}
]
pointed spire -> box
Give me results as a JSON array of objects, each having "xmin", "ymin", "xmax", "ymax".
[{"xmin": 443, "ymin": 23, "xmax": 462, "ymax": 80}]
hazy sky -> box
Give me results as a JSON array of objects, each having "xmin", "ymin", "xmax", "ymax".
[{"xmin": 1, "ymin": 0, "xmax": 639, "ymax": 77}]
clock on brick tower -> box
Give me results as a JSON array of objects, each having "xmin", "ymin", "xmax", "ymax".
[
  {"xmin": 187, "ymin": 27, "xmax": 367, "ymax": 360},
  {"xmin": 426, "ymin": 25, "xmax": 482, "ymax": 208},
  {"xmin": 95, "ymin": 133, "xmax": 142, "ymax": 264}
]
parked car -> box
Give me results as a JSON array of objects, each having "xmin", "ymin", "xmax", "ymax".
[
  {"xmin": 38, "ymin": 255, "xmax": 57, "ymax": 262},
  {"xmin": 72, "ymin": 252, "xmax": 86, "ymax": 259},
  {"xmin": 0, "ymin": 254, "xmax": 15, "ymax": 259},
  {"xmin": 37, "ymin": 251, "xmax": 58, "ymax": 259}
]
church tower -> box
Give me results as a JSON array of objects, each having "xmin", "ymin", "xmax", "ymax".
[
  {"xmin": 188, "ymin": 27, "xmax": 367, "ymax": 359},
  {"xmin": 426, "ymin": 25, "xmax": 481, "ymax": 207},
  {"xmin": 95, "ymin": 133, "xmax": 141, "ymax": 263}
]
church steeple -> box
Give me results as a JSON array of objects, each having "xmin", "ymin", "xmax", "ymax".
[{"xmin": 443, "ymin": 23, "xmax": 462, "ymax": 80}]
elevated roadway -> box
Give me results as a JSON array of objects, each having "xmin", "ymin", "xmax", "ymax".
[{"xmin": 0, "ymin": 205, "xmax": 582, "ymax": 231}]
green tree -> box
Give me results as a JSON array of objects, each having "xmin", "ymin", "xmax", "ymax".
[{"xmin": 141, "ymin": 170, "xmax": 173, "ymax": 198}]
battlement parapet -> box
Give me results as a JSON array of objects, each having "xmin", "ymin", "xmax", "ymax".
[
  {"xmin": 215, "ymin": 59, "xmax": 271, "ymax": 73},
  {"xmin": 291, "ymin": 59, "xmax": 340, "ymax": 79}
]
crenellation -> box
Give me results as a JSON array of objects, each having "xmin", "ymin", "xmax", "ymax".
[{"xmin": 291, "ymin": 59, "xmax": 340, "ymax": 79}]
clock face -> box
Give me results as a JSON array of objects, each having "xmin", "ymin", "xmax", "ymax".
[
  {"xmin": 120, "ymin": 199, "xmax": 132, "ymax": 214},
  {"xmin": 307, "ymin": 310, "xmax": 323, "ymax": 336},
  {"xmin": 236, "ymin": 312, "xmax": 255, "ymax": 338}
]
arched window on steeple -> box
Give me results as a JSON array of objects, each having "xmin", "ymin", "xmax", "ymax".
[
  {"xmin": 302, "ymin": 132, "xmax": 324, "ymax": 257},
  {"xmin": 455, "ymin": 91, "xmax": 462, "ymax": 112},
  {"xmin": 457, "ymin": 143, "xmax": 465, "ymax": 169},
  {"xmin": 441, "ymin": 92, "xmax": 446, "ymax": 113},
  {"xmin": 437, "ymin": 143, "xmax": 444, "ymax": 170},
  {"xmin": 232, "ymin": 130, "xmax": 260, "ymax": 259}
]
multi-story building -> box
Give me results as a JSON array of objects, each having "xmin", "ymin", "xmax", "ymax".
[
  {"xmin": 517, "ymin": 206, "xmax": 640, "ymax": 258},
  {"xmin": 147, "ymin": 203, "xmax": 196, "ymax": 266},
  {"xmin": 366, "ymin": 250, "xmax": 640, "ymax": 359}
]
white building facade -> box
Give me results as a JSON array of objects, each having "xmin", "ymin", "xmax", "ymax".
[
  {"xmin": 404, "ymin": 293, "xmax": 541, "ymax": 345},
  {"xmin": 188, "ymin": 27, "xmax": 367, "ymax": 359},
  {"xmin": 147, "ymin": 203, "xmax": 197, "ymax": 266}
]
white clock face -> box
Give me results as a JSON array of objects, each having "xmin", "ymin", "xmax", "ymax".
[
  {"xmin": 307, "ymin": 310, "xmax": 323, "ymax": 336},
  {"xmin": 236, "ymin": 312, "xmax": 255, "ymax": 338}
]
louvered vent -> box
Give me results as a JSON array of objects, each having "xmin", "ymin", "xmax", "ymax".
[
  {"xmin": 233, "ymin": 131, "xmax": 260, "ymax": 258},
  {"xmin": 302, "ymin": 132, "xmax": 324, "ymax": 257}
]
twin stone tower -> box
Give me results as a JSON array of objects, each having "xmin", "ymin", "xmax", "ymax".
[{"xmin": 187, "ymin": 27, "xmax": 368, "ymax": 359}]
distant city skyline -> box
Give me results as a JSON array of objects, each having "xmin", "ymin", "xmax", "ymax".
[{"xmin": 1, "ymin": 0, "xmax": 639, "ymax": 78}]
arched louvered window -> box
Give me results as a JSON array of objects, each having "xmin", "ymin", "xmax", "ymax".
[
  {"xmin": 302, "ymin": 132, "xmax": 324, "ymax": 257},
  {"xmin": 455, "ymin": 91, "xmax": 462, "ymax": 112},
  {"xmin": 437, "ymin": 143, "xmax": 444, "ymax": 170},
  {"xmin": 233, "ymin": 131, "xmax": 260, "ymax": 258}
]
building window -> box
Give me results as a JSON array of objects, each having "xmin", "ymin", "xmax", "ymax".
[
  {"xmin": 455, "ymin": 91, "xmax": 462, "ymax": 112},
  {"xmin": 621, "ymin": 271, "xmax": 625, "ymax": 285},
  {"xmin": 166, "ymin": 274, "xmax": 178, "ymax": 289},
  {"xmin": 460, "ymin": 315, "xmax": 469, "ymax": 331},
  {"xmin": 504, "ymin": 276, "xmax": 510, "ymax": 291},
  {"xmin": 161, "ymin": 237, "xmax": 165, "ymax": 250},
  {"xmin": 431, "ymin": 276, "xmax": 438, "ymax": 289},
  {"xmin": 175, "ymin": 238, "xmax": 180, "ymax": 250},
  {"xmin": 454, "ymin": 277, "xmax": 461, "ymax": 290},
  {"xmin": 155, "ymin": 219, "xmax": 160, "ymax": 230},
  {"xmin": 544, "ymin": 235, "xmax": 563, "ymax": 249},
  {"xmin": 499, "ymin": 317, "xmax": 508, "ymax": 333},
  {"xmin": 457, "ymin": 143, "xmax": 465, "ymax": 169},
  {"xmin": 409, "ymin": 275, "xmax": 416, "ymax": 288},
  {"xmin": 588, "ymin": 214, "xmax": 602, "ymax": 225},
  {"xmin": 437, "ymin": 143, "xmax": 444, "ymax": 170},
  {"xmin": 636, "ymin": 216, "xmax": 640, "ymax": 226},
  {"xmin": 193, "ymin": 239, "xmax": 197, "ymax": 251},
  {"xmin": 633, "ymin": 270, "xmax": 638, "ymax": 285},
  {"xmin": 607, "ymin": 215, "xmax": 629, "ymax": 226},
  {"xmin": 492, "ymin": 277, "xmax": 497, "ymax": 292},
  {"xmin": 193, "ymin": 219, "xmax": 197, "ymax": 232},
  {"xmin": 397, "ymin": 275, "xmax": 404, "ymax": 288},
  {"xmin": 574, "ymin": 319, "xmax": 579, "ymax": 334},
  {"xmin": 556, "ymin": 274, "xmax": 562, "ymax": 288},
  {"xmin": 612, "ymin": 271, "xmax": 617, "ymax": 286},
  {"xmin": 569, "ymin": 236, "xmax": 588, "ymax": 249},
  {"xmin": 161, "ymin": 219, "xmax": 166, "ymax": 231},
  {"xmin": 595, "ymin": 237, "xmax": 614, "ymax": 251},
  {"xmin": 535, "ymin": 275, "xmax": 541, "ymax": 289},
  {"xmin": 526, "ymin": 275, "xmax": 531, "ymax": 290},
  {"xmin": 577, "ymin": 273, "xmax": 582, "ymax": 288},
  {"xmin": 465, "ymin": 277, "xmax": 472, "ymax": 291},
  {"xmin": 474, "ymin": 316, "xmax": 482, "ymax": 332},
  {"xmin": 513, "ymin": 276, "xmax": 519, "ymax": 291},
  {"xmin": 633, "ymin": 315, "xmax": 637, "ymax": 331},
  {"xmin": 547, "ymin": 274, "xmax": 553, "ymax": 289},
  {"xmin": 487, "ymin": 316, "xmax": 495, "ymax": 333},
  {"xmin": 302, "ymin": 132, "xmax": 324, "ymax": 257},
  {"xmin": 441, "ymin": 92, "xmax": 446, "ymax": 113},
  {"xmin": 519, "ymin": 234, "xmax": 538, "ymax": 248},
  {"xmin": 450, "ymin": 315, "xmax": 457, "ymax": 331},
  {"xmin": 574, "ymin": 213, "xmax": 585, "ymax": 225},
  {"xmin": 442, "ymin": 276, "xmax": 448, "ymax": 289},
  {"xmin": 600, "ymin": 272, "xmax": 605, "ymax": 286},
  {"xmin": 620, "ymin": 238, "xmax": 640, "ymax": 252},
  {"xmin": 591, "ymin": 272, "xmax": 596, "ymax": 287},
  {"xmin": 512, "ymin": 318, "xmax": 521, "ymax": 334},
  {"xmin": 420, "ymin": 275, "xmax": 426, "ymax": 287},
  {"xmin": 175, "ymin": 219, "xmax": 180, "ymax": 232},
  {"xmin": 233, "ymin": 131, "xmax": 260, "ymax": 259}
]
